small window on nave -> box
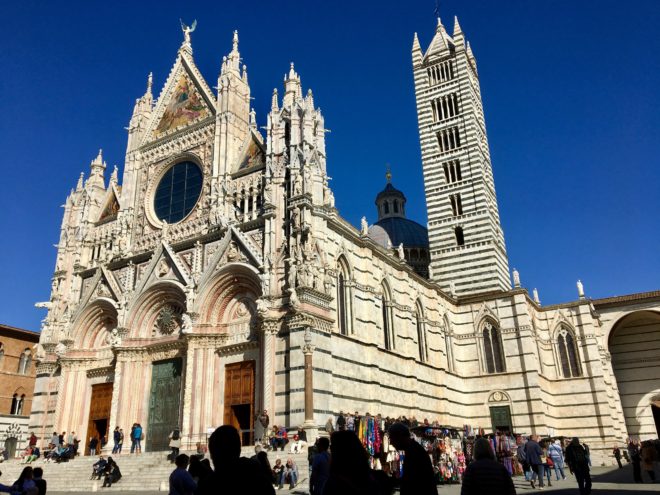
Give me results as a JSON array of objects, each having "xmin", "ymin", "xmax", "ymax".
[{"xmin": 483, "ymin": 323, "xmax": 505, "ymax": 374}]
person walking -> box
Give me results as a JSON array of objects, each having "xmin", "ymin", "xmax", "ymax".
[
  {"xmin": 89, "ymin": 436, "xmax": 99, "ymax": 456},
  {"xmin": 388, "ymin": 423, "xmax": 437, "ymax": 495},
  {"xmin": 322, "ymin": 430, "xmax": 380, "ymax": 495},
  {"xmin": 112, "ymin": 428, "xmax": 121, "ymax": 454},
  {"xmin": 132, "ymin": 424, "xmax": 143, "ymax": 454},
  {"xmin": 565, "ymin": 437, "xmax": 592, "ymax": 495},
  {"xmin": 640, "ymin": 441, "xmax": 657, "ymax": 482},
  {"xmin": 117, "ymin": 429, "xmax": 124, "ymax": 454},
  {"xmin": 336, "ymin": 411, "xmax": 346, "ymax": 431},
  {"xmin": 33, "ymin": 467, "xmax": 47, "ymax": 495},
  {"xmin": 256, "ymin": 410, "xmax": 270, "ymax": 446},
  {"xmin": 169, "ymin": 454, "xmax": 196, "ymax": 495},
  {"xmin": 169, "ymin": 428, "xmax": 182, "ymax": 462},
  {"xmin": 548, "ymin": 439, "xmax": 567, "ymax": 480},
  {"xmin": 13, "ymin": 466, "xmax": 37, "ymax": 495},
  {"xmin": 628, "ymin": 440, "xmax": 642, "ymax": 483},
  {"xmin": 460, "ymin": 437, "xmax": 515, "ymax": 495},
  {"xmin": 524, "ymin": 435, "xmax": 544, "ymax": 489},
  {"xmin": 613, "ymin": 445, "xmax": 623, "ymax": 469},
  {"xmin": 310, "ymin": 437, "xmax": 330, "ymax": 495},
  {"xmin": 195, "ymin": 425, "xmax": 274, "ymax": 494}
]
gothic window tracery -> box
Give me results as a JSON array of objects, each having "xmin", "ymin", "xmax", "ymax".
[
  {"xmin": 336, "ymin": 256, "xmax": 352, "ymax": 336},
  {"xmin": 415, "ymin": 301, "xmax": 427, "ymax": 362},
  {"xmin": 557, "ymin": 327, "xmax": 582, "ymax": 378},
  {"xmin": 17, "ymin": 349, "xmax": 31, "ymax": 375},
  {"xmin": 482, "ymin": 322, "xmax": 505, "ymax": 373},
  {"xmin": 381, "ymin": 282, "xmax": 394, "ymax": 350}
]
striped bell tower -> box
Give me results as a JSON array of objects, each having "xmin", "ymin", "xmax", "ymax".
[{"xmin": 413, "ymin": 16, "xmax": 510, "ymax": 295}]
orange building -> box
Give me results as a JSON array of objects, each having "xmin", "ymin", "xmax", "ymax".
[{"xmin": 0, "ymin": 323, "xmax": 38, "ymax": 459}]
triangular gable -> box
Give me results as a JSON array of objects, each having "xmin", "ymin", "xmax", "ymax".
[
  {"xmin": 97, "ymin": 185, "xmax": 121, "ymax": 224},
  {"xmin": 71, "ymin": 267, "xmax": 122, "ymax": 324},
  {"xmin": 198, "ymin": 227, "xmax": 264, "ymax": 289},
  {"xmin": 142, "ymin": 50, "xmax": 216, "ymax": 145},
  {"xmin": 234, "ymin": 130, "xmax": 266, "ymax": 173},
  {"xmin": 474, "ymin": 302, "xmax": 500, "ymax": 330},
  {"xmin": 132, "ymin": 241, "xmax": 193, "ymax": 297}
]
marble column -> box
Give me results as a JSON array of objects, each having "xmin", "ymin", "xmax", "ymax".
[
  {"xmin": 260, "ymin": 320, "xmax": 278, "ymax": 416},
  {"xmin": 302, "ymin": 327, "xmax": 318, "ymax": 441}
]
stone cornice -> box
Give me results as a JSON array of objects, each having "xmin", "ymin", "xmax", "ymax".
[{"xmin": 216, "ymin": 340, "xmax": 259, "ymax": 356}]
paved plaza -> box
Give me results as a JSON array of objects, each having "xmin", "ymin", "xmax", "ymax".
[{"xmin": 43, "ymin": 466, "xmax": 659, "ymax": 494}]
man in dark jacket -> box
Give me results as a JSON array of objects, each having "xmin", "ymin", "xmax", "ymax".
[
  {"xmin": 524, "ymin": 435, "xmax": 544, "ymax": 489},
  {"xmin": 389, "ymin": 423, "xmax": 436, "ymax": 495},
  {"xmin": 566, "ymin": 437, "xmax": 592, "ymax": 495},
  {"xmin": 195, "ymin": 425, "xmax": 274, "ymax": 495}
]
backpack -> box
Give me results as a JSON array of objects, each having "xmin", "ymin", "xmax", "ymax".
[{"xmin": 571, "ymin": 445, "xmax": 587, "ymax": 464}]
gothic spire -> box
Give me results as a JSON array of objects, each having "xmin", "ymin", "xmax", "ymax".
[
  {"xmin": 412, "ymin": 33, "xmax": 423, "ymax": 65},
  {"xmin": 271, "ymin": 88, "xmax": 279, "ymax": 111},
  {"xmin": 453, "ymin": 16, "xmax": 465, "ymax": 49}
]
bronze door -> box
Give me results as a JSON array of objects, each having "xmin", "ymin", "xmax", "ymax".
[
  {"xmin": 146, "ymin": 359, "xmax": 182, "ymax": 452},
  {"xmin": 223, "ymin": 361, "xmax": 255, "ymax": 446}
]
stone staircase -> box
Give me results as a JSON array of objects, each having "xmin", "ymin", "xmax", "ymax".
[{"xmin": 0, "ymin": 448, "xmax": 310, "ymax": 492}]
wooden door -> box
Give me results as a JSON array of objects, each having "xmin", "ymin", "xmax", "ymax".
[
  {"xmin": 147, "ymin": 359, "xmax": 182, "ymax": 452},
  {"xmin": 223, "ymin": 361, "xmax": 255, "ymax": 445},
  {"xmin": 86, "ymin": 382, "xmax": 113, "ymax": 454}
]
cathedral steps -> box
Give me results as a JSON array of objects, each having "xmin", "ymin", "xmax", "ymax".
[{"xmin": 0, "ymin": 448, "xmax": 310, "ymax": 492}]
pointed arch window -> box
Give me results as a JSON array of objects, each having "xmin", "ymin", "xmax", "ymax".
[
  {"xmin": 10, "ymin": 394, "xmax": 18, "ymax": 415},
  {"xmin": 17, "ymin": 349, "xmax": 32, "ymax": 375},
  {"xmin": 557, "ymin": 327, "xmax": 582, "ymax": 377},
  {"xmin": 336, "ymin": 257, "xmax": 352, "ymax": 335},
  {"xmin": 415, "ymin": 302, "xmax": 427, "ymax": 362},
  {"xmin": 381, "ymin": 283, "xmax": 394, "ymax": 350},
  {"xmin": 483, "ymin": 322, "xmax": 505, "ymax": 373}
]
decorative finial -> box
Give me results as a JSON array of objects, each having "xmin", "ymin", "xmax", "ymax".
[
  {"xmin": 147, "ymin": 72, "xmax": 153, "ymax": 92},
  {"xmin": 233, "ymin": 30, "xmax": 239, "ymax": 50},
  {"xmin": 533, "ymin": 288, "xmax": 540, "ymax": 304},
  {"xmin": 385, "ymin": 164, "xmax": 392, "ymax": 183},
  {"xmin": 76, "ymin": 172, "xmax": 84, "ymax": 191},
  {"xmin": 577, "ymin": 279, "xmax": 585, "ymax": 299}
]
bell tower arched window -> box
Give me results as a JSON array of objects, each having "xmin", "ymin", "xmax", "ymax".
[
  {"xmin": 483, "ymin": 322, "xmax": 505, "ymax": 373},
  {"xmin": 557, "ymin": 327, "xmax": 582, "ymax": 377}
]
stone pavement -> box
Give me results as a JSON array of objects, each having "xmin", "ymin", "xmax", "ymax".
[{"xmin": 44, "ymin": 465, "xmax": 659, "ymax": 494}]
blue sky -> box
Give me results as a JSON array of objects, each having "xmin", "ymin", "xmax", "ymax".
[{"xmin": 1, "ymin": 0, "xmax": 659, "ymax": 331}]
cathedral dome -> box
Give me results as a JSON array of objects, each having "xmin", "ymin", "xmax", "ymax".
[
  {"xmin": 368, "ymin": 218, "xmax": 429, "ymax": 249},
  {"xmin": 367, "ymin": 172, "xmax": 430, "ymax": 277}
]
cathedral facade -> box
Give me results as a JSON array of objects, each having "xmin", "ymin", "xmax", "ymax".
[{"xmin": 30, "ymin": 17, "xmax": 660, "ymax": 461}]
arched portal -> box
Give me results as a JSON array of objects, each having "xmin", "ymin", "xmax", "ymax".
[{"xmin": 608, "ymin": 310, "xmax": 660, "ymax": 439}]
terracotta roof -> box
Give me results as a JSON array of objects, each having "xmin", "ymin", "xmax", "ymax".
[
  {"xmin": 0, "ymin": 323, "xmax": 40, "ymax": 342},
  {"xmin": 592, "ymin": 290, "xmax": 660, "ymax": 309}
]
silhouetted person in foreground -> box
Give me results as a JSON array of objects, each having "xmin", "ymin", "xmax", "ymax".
[
  {"xmin": 323, "ymin": 430, "xmax": 382, "ymax": 495},
  {"xmin": 565, "ymin": 437, "xmax": 592, "ymax": 495},
  {"xmin": 194, "ymin": 425, "xmax": 274, "ymax": 495},
  {"xmin": 33, "ymin": 467, "xmax": 47, "ymax": 495},
  {"xmin": 388, "ymin": 423, "xmax": 436, "ymax": 495},
  {"xmin": 461, "ymin": 437, "xmax": 515, "ymax": 495},
  {"xmin": 169, "ymin": 454, "xmax": 196, "ymax": 495}
]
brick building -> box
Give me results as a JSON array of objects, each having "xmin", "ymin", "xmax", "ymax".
[{"xmin": 0, "ymin": 324, "xmax": 38, "ymax": 459}]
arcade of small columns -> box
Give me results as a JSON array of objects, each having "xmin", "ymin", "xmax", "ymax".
[{"xmin": 42, "ymin": 263, "xmax": 319, "ymax": 448}]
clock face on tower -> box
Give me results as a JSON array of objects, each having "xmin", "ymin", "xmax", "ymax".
[{"xmin": 153, "ymin": 161, "xmax": 203, "ymax": 224}]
